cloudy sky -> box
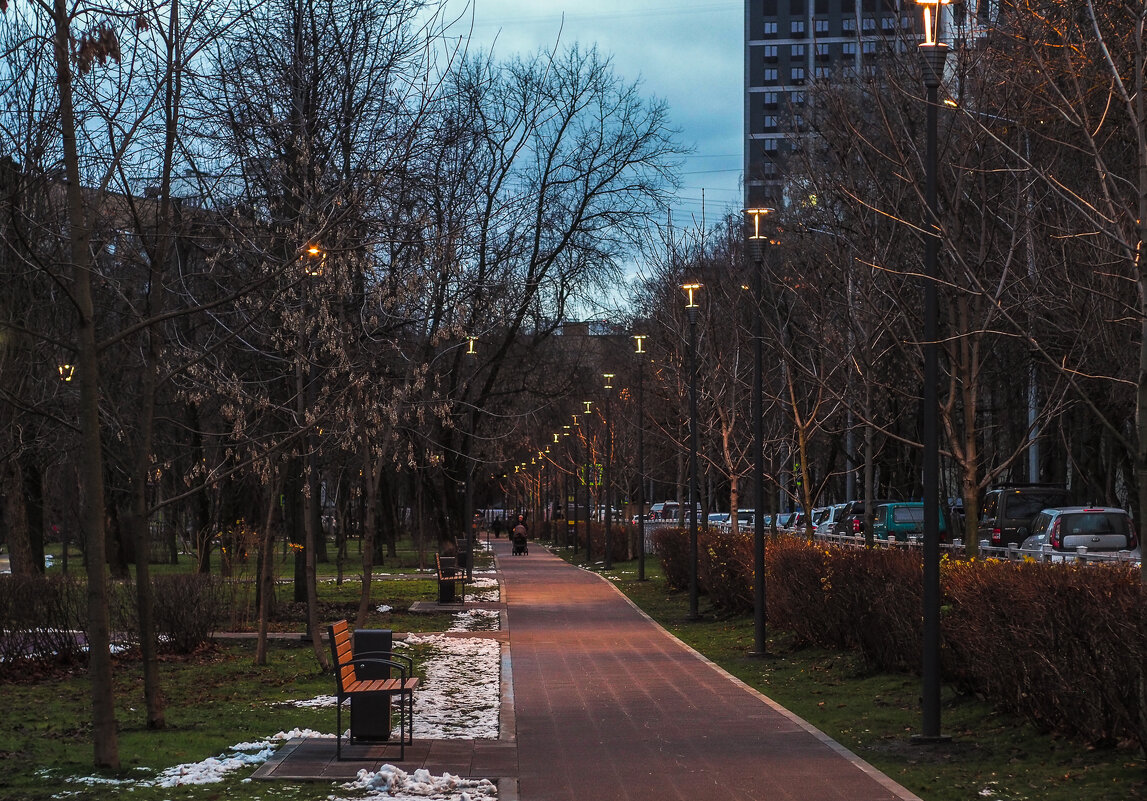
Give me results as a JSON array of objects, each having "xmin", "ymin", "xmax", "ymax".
[{"xmin": 446, "ymin": 0, "xmax": 745, "ymax": 231}]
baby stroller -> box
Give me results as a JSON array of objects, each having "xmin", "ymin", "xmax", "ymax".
[{"xmin": 512, "ymin": 528, "xmax": 528, "ymax": 555}]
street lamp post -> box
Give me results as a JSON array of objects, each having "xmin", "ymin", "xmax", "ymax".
[
  {"xmin": 583, "ymin": 400, "xmax": 593, "ymax": 566},
  {"xmin": 916, "ymin": 0, "xmax": 949, "ymax": 743},
  {"xmin": 683, "ymin": 282, "xmax": 702, "ymax": 619},
  {"xmin": 633, "ymin": 334, "xmax": 648, "ymax": 581},
  {"xmin": 602, "ymin": 373, "xmax": 615, "ymax": 570},
  {"xmin": 571, "ymin": 416, "xmax": 580, "ymax": 553},
  {"xmin": 745, "ymin": 208, "xmax": 772, "ymax": 655}
]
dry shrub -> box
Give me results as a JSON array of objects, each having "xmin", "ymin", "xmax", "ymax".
[
  {"xmin": 0, "ymin": 574, "xmax": 86, "ymax": 672},
  {"xmin": 652, "ymin": 527, "xmax": 690, "ymax": 591},
  {"xmin": 944, "ymin": 558, "xmax": 1144, "ymax": 750},
  {"xmin": 821, "ymin": 548, "xmax": 921, "ymax": 671},
  {"xmin": 699, "ymin": 530, "xmax": 753, "ymax": 616},
  {"xmin": 664, "ymin": 534, "xmax": 1146, "ymax": 748},
  {"xmin": 766, "ymin": 536, "xmax": 831, "ymax": 644},
  {"xmin": 152, "ymin": 574, "xmax": 230, "ymax": 653}
]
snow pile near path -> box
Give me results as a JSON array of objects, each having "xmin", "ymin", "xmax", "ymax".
[
  {"xmin": 467, "ymin": 576, "xmax": 500, "ymax": 602},
  {"xmin": 340, "ymin": 765, "xmax": 498, "ymax": 801},
  {"xmin": 449, "ymin": 608, "xmax": 500, "ymax": 632}
]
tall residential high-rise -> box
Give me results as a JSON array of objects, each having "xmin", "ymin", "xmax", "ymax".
[{"xmin": 744, "ymin": 0, "xmax": 994, "ymax": 209}]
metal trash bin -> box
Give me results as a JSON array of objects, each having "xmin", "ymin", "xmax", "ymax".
[
  {"xmin": 350, "ymin": 628, "xmax": 393, "ymax": 742},
  {"xmin": 437, "ymin": 557, "xmax": 458, "ymax": 603}
]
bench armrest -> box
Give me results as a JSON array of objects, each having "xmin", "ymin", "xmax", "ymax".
[
  {"xmin": 338, "ymin": 656, "xmax": 410, "ymax": 680},
  {"xmin": 353, "ymin": 649, "xmax": 413, "ymax": 674}
]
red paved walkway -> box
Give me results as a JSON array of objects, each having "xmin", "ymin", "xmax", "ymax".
[{"xmin": 498, "ymin": 540, "xmax": 922, "ymax": 801}]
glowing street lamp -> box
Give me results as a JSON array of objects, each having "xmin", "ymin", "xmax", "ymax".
[
  {"xmin": 744, "ymin": 206, "xmax": 773, "ymax": 655},
  {"xmin": 682, "ymin": 281, "xmax": 702, "ymax": 618},
  {"xmin": 915, "ymin": 0, "xmax": 949, "ymax": 744},
  {"xmin": 633, "ymin": 334, "xmax": 648, "ymax": 581},
  {"xmin": 602, "ymin": 372, "xmax": 615, "ymax": 570}
]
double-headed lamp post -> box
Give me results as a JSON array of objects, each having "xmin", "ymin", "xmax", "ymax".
[
  {"xmin": 682, "ymin": 281, "xmax": 702, "ymax": 619},
  {"xmin": 917, "ymin": 0, "xmax": 949, "ymax": 744},
  {"xmin": 745, "ymin": 207, "xmax": 773, "ymax": 655},
  {"xmin": 633, "ymin": 334, "xmax": 648, "ymax": 581}
]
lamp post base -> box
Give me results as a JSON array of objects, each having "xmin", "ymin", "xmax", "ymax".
[{"xmin": 910, "ymin": 733, "xmax": 952, "ymax": 745}]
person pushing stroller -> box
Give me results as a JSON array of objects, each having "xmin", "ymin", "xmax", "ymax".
[{"xmin": 511, "ymin": 516, "xmax": 529, "ymax": 555}]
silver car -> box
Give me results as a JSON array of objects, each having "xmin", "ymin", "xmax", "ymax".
[{"xmin": 1019, "ymin": 506, "xmax": 1139, "ymax": 557}]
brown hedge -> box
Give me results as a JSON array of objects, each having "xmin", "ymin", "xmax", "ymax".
[{"xmin": 655, "ymin": 529, "xmax": 1146, "ymax": 750}]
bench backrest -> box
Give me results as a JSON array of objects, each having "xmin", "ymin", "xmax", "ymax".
[
  {"xmin": 436, "ymin": 554, "xmax": 457, "ymax": 576},
  {"xmin": 329, "ymin": 619, "xmax": 356, "ymax": 693}
]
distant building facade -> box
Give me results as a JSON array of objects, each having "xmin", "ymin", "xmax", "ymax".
[{"xmin": 744, "ymin": 0, "xmax": 996, "ymax": 208}]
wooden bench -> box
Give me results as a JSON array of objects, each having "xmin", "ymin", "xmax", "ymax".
[
  {"xmin": 328, "ymin": 620, "xmax": 418, "ymax": 760},
  {"xmin": 435, "ymin": 553, "xmax": 467, "ymax": 603}
]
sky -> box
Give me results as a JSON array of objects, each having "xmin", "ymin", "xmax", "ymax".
[{"xmin": 446, "ymin": 0, "xmax": 746, "ymax": 233}]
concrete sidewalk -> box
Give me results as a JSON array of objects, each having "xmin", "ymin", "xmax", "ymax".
[{"xmin": 499, "ymin": 540, "xmax": 921, "ymax": 801}]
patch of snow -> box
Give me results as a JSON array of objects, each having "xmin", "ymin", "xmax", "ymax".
[
  {"xmin": 335, "ymin": 765, "xmax": 497, "ymax": 801},
  {"xmin": 449, "ymin": 608, "xmax": 500, "ymax": 632},
  {"xmin": 399, "ymin": 634, "xmax": 500, "ymax": 739}
]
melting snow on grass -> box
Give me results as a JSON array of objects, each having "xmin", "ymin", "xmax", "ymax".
[
  {"xmin": 400, "ymin": 634, "xmax": 501, "ymax": 740},
  {"xmin": 64, "ymin": 636, "xmax": 501, "ymax": 798},
  {"xmin": 449, "ymin": 608, "xmax": 500, "ymax": 632},
  {"xmin": 467, "ymin": 575, "xmax": 500, "ymax": 602}
]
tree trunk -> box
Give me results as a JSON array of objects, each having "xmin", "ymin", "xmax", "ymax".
[
  {"xmin": 51, "ymin": 0, "xmax": 118, "ymax": 768},
  {"xmin": 255, "ymin": 470, "xmax": 282, "ymax": 666},
  {"xmin": 2, "ymin": 459, "xmax": 36, "ymax": 574}
]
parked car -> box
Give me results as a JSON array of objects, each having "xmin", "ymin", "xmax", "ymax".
[
  {"xmin": 833, "ymin": 499, "xmax": 894, "ymax": 538},
  {"xmin": 873, "ymin": 502, "xmax": 948, "ymax": 542},
  {"xmin": 775, "ymin": 511, "xmax": 807, "ymax": 533},
  {"xmin": 978, "ymin": 484, "xmax": 1070, "ymax": 547},
  {"xmin": 1019, "ymin": 506, "xmax": 1139, "ymax": 557},
  {"xmin": 707, "ymin": 512, "xmax": 730, "ymax": 525},
  {"xmin": 815, "ymin": 503, "xmax": 848, "ymax": 538}
]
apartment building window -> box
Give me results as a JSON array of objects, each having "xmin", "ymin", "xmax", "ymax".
[
  {"xmin": 791, "ymin": 90, "xmax": 806, "ymax": 104},
  {"xmin": 763, "ymin": 91, "xmax": 779, "ymax": 106},
  {"xmin": 842, "ymin": 41, "xmax": 857, "ymax": 55},
  {"xmin": 763, "ymin": 45, "xmax": 779, "ymax": 60},
  {"xmin": 764, "ymin": 138, "xmax": 779, "ymax": 152},
  {"xmin": 791, "ymin": 20, "xmax": 806, "ymax": 34},
  {"xmin": 882, "ymin": 15, "xmax": 895, "ymax": 29},
  {"xmin": 791, "ymin": 43, "xmax": 805, "ymax": 57},
  {"xmin": 815, "ymin": 18, "xmax": 830, "ymax": 33},
  {"xmin": 763, "ymin": 115, "xmax": 779, "ymax": 130},
  {"xmin": 862, "ymin": 17, "xmax": 876, "ymax": 30},
  {"xmin": 815, "ymin": 43, "xmax": 830, "ymax": 59},
  {"xmin": 862, "ymin": 40, "xmax": 877, "ymax": 54},
  {"xmin": 791, "ymin": 66, "xmax": 805, "ymax": 80},
  {"xmin": 762, "ymin": 161, "xmax": 777, "ymax": 177},
  {"xmin": 763, "ymin": 21, "xmax": 778, "ymax": 35},
  {"xmin": 842, "ymin": 17, "xmax": 856, "ymax": 31},
  {"xmin": 763, "ymin": 67, "xmax": 779, "ymax": 81},
  {"xmin": 814, "ymin": 66, "xmax": 831, "ymax": 79}
]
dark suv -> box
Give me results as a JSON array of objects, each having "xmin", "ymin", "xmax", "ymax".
[
  {"xmin": 832, "ymin": 499, "xmax": 893, "ymax": 538},
  {"xmin": 978, "ymin": 484, "xmax": 1070, "ymax": 547}
]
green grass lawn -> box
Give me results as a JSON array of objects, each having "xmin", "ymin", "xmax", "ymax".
[
  {"xmin": 0, "ymin": 538, "xmax": 497, "ymax": 800},
  {"xmin": 566, "ymin": 547, "xmax": 1146, "ymax": 801}
]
